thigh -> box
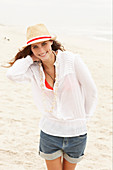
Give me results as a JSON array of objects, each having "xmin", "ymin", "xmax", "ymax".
[
  {"xmin": 39, "ymin": 130, "xmax": 63, "ymax": 160},
  {"xmin": 45, "ymin": 156, "xmax": 62, "ymax": 170},
  {"xmin": 63, "ymin": 133, "xmax": 87, "ymax": 164},
  {"xmin": 39, "ymin": 130, "xmax": 63, "ymax": 153},
  {"xmin": 63, "ymin": 158, "xmax": 77, "ymax": 170}
]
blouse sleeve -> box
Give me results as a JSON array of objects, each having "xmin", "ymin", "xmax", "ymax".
[
  {"xmin": 74, "ymin": 55, "xmax": 98, "ymax": 120},
  {"xmin": 6, "ymin": 55, "xmax": 33, "ymax": 83}
]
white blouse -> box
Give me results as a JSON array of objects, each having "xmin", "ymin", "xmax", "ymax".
[{"xmin": 6, "ymin": 50, "xmax": 98, "ymax": 137}]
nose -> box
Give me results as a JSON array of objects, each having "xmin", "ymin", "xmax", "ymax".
[{"xmin": 38, "ymin": 47, "xmax": 46, "ymax": 56}]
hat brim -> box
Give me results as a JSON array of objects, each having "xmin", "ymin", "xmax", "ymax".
[{"xmin": 21, "ymin": 35, "xmax": 56, "ymax": 49}]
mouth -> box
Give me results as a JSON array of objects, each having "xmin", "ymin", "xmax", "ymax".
[{"xmin": 38, "ymin": 51, "xmax": 48, "ymax": 57}]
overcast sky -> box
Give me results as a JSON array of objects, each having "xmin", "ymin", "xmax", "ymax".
[{"xmin": 0, "ymin": 0, "xmax": 112, "ymax": 32}]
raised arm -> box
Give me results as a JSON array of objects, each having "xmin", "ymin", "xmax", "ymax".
[
  {"xmin": 6, "ymin": 55, "xmax": 33, "ymax": 83},
  {"xmin": 74, "ymin": 55, "xmax": 98, "ymax": 120}
]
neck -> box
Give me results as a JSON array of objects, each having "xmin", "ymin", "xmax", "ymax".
[{"xmin": 42, "ymin": 51, "xmax": 56, "ymax": 70}]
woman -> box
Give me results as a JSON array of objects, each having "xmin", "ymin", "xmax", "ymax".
[{"xmin": 6, "ymin": 24, "xmax": 97, "ymax": 170}]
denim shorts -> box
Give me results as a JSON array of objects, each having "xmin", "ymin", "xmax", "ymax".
[{"xmin": 39, "ymin": 130, "xmax": 87, "ymax": 164}]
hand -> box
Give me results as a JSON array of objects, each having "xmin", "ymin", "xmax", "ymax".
[{"xmin": 31, "ymin": 54, "xmax": 41, "ymax": 62}]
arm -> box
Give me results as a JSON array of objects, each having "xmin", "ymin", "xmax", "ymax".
[
  {"xmin": 6, "ymin": 55, "xmax": 33, "ymax": 83},
  {"xmin": 74, "ymin": 55, "xmax": 98, "ymax": 120}
]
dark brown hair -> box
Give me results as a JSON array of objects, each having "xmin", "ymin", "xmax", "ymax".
[{"xmin": 6, "ymin": 40, "xmax": 65, "ymax": 67}]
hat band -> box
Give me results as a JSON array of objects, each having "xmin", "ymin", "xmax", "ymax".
[{"xmin": 27, "ymin": 36, "xmax": 52, "ymax": 45}]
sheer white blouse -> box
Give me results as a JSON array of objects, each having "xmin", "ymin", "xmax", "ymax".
[{"xmin": 6, "ymin": 50, "xmax": 98, "ymax": 137}]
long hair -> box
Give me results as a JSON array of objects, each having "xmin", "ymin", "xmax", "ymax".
[{"xmin": 5, "ymin": 40, "xmax": 65, "ymax": 67}]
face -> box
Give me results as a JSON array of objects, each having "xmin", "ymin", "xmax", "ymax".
[{"xmin": 31, "ymin": 40, "xmax": 53, "ymax": 61}]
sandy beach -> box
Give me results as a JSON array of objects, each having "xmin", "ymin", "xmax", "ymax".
[{"xmin": 0, "ymin": 23, "xmax": 112, "ymax": 170}]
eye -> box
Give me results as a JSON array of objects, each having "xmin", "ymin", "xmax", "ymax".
[
  {"xmin": 33, "ymin": 45, "xmax": 38, "ymax": 49},
  {"xmin": 42, "ymin": 42, "xmax": 47, "ymax": 46}
]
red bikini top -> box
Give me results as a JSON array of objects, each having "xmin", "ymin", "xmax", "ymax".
[{"xmin": 45, "ymin": 79, "xmax": 53, "ymax": 90}]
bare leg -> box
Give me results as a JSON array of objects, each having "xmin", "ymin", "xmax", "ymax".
[
  {"xmin": 45, "ymin": 156, "xmax": 62, "ymax": 170},
  {"xmin": 63, "ymin": 158, "xmax": 77, "ymax": 170}
]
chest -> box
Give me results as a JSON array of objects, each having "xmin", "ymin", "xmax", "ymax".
[
  {"xmin": 31, "ymin": 55, "xmax": 75, "ymax": 89},
  {"xmin": 44, "ymin": 66, "xmax": 55, "ymax": 88}
]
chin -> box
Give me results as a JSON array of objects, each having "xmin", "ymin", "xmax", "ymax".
[{"xmin": 42, "ymin": 55, "xmax": 50, "ymax": 61}]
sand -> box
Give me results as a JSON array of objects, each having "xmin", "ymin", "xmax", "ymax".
[{"xmin": 0, "ymin": 25, "xmax": 112, "ymax": 170}]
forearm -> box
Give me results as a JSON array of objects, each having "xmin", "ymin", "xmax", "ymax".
[
  {"xmin": 6, "ymin": 55, "xmax": 33, "ymax": 82},
  {"xmin": 83, "ymin": 83, "xmax": 98, "ymax": 119},
  {"xmin": 75, "ymin": 55, "xmax": 98, "ymax": 118}
]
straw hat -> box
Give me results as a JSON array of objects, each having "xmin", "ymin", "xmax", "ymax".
[{"xmin": 23, "ymin": 24, "xmax": 56, "ymax": 48}]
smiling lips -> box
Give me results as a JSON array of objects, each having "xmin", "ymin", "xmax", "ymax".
[{"xmin": 39, "ymin": 51, "xmax": 48, "ymax": 57}]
